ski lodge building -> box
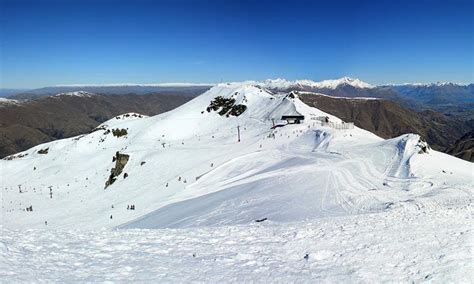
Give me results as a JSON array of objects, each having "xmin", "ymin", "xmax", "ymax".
[{"xmin": 281, "ymin": 115, "xmax": 305, "ymax": 124}]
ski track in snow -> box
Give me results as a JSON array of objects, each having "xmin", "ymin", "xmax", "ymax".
[{"xmin": 1, "ymin": 206, "xmax": 472, "ymax": 282}]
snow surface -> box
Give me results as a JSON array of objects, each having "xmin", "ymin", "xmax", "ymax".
[
  {"xmin": 0, "ymin": 97, "xmax": 20, "ymax": 106},
  {"xmin": 1, "ymin": 82, "xmax": 473, "ymax": 282},
  {"xmin": 299, "ymin": 91, "xmax": 380, "ymax": 100},
  {"xmin": 1, "ymin": 206, "xmax": 471, "ymax": 282}
]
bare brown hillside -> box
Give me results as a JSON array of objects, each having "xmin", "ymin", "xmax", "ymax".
[
  {"xmin": 0, "ymin": 93, "xmax": 194, "ymax": 158},
  {"xmin": 447, "ymin": 131, "xmax": 474, "ymax": 161}
]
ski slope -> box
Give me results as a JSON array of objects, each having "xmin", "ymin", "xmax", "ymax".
[
  {"xmin": 1, "ymin": 82, "xmax": 473, "ymax": 282},
  {"xmin": 1, "ymin": 83, "xmax": 472, "ymax": 230}
]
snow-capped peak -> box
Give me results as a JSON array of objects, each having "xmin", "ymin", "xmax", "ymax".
[
  {"xmin": 259, "ymin": 77, "xmax": 374, "ymax": 90},
  {"xmin": 313, "ymin": 77, "xmax": 374, "ymax": 89},
  {"xmin": 383, "ymin": 81, "xmax": 471, "ymax": 87},
  {"xmin": 55, "ymin": 91, "xmax": 95, "ymax": 97}
]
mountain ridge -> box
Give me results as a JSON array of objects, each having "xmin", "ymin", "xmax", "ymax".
[{"xmin": 4, "ymin": 77, "xmax": 472, "ymax": 98}]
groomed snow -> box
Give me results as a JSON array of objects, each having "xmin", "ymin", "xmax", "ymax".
[{"xmin": 1, "ymin": 205, "xmax": 471, "ymax": 282}]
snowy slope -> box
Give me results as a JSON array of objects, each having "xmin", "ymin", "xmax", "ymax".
[{"xmin": 1, "ymin": 82, "xmax": 472, "ymax": 231}]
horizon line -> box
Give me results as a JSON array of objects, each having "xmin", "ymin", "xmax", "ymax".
[{"xmin": 1, "ymin": 77, "xmax": 473, "ymax": 90}]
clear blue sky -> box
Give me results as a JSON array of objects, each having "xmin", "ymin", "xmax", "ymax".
[{"xmin": 1, "ymin": 0, "xmax": 473, "ymax": 88}]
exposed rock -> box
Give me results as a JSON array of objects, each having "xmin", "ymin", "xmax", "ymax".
[
  {"xmin": 206, "ymin": 96, "xmax": 247, "ymax": 117},
  {"xmin": 3, "ymin": 152, "xmax": 28, "ymax": 160},
  {"xmin": 105, "ymin": 152, "xmax": 130, "ymax": 188},
  {"xmin": 112, "ymin": 128, "xmax": 128, "ymax": 137},
  {"xmin": 417, "ymin": 137, "xmax": 430, "ymax": 154}
]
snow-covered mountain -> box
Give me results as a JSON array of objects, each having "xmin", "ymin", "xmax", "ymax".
[
  {"xmin": 260, "ymin": 77, "xmax": 374, "ymax": 90},
  {"xmin": 257, "ymin": 78, "xmax": 473, "ymax": 114},
  {"xmin": 2, "ymin": 82, "xmax": 473, "ymax": 282},
  {"xmin": 1, "ymin": 82, "xmax": 472, "ymax": 230}
]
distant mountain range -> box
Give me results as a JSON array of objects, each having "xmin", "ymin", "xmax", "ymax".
[
  {"xmin": 256, "ymin": 78, "xmax": 474, "ymax": 115},
  {"xmin": 1, "ymin": 78, "xmax": 472, "ymax": 161},
  {"xmin": 5, "ymin": 77, "xmax": 470, "ymax": 116},
  {"xmin": 3, "ymin": 77, "xmax": 472, "ymax": 101},
  {"xmin": 2, "ymin": 84, "xmax": 213, "ymax": 99}
]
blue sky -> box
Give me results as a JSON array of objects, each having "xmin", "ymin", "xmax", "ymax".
[{"xmin": 1, "ymin": 0, "xmax": 473, "ymax": 88}]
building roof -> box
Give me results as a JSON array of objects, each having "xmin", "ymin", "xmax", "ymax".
[{"xmin": 281, "ymin": 115, "xmax": 305, "ymax": 119}]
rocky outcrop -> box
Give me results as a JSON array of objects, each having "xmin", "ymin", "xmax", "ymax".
[
  {"xmin": 206, "ymin": 96, "xmax": 247, "ymax": 117},
  {"xmin": 112, "ymin": 128, "xmax": 128, "ymax": 137},
  {"xmin": 105, "ymin": 152, "xmax": 130, "ymax": 188},
  {"xmin": 37, "ymin": 148, "xmax": 49, "ymax": 154}
]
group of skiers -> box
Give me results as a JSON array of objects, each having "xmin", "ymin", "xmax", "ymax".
[
  {"xmin": 127, "ymin": 204, "xmax": 136, "ymax": 210},
  {"xmin": 25, "ymin": 205, "xmax": 33, "ymax": 212}
]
